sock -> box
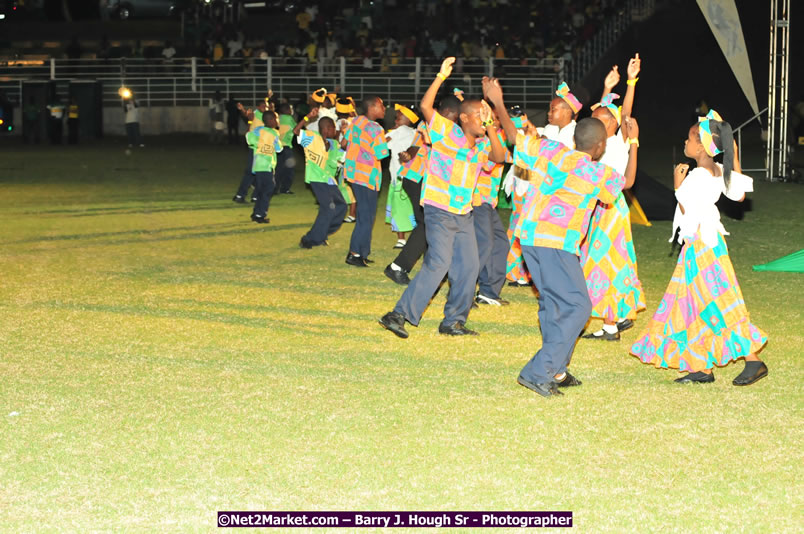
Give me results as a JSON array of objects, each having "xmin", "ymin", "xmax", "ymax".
[
  {"xmin": 603, "ymin": 324, "xmax": 618, "ymax": 334},
  {"xmin": 554, "ymin": 372, "xmax": 566, "ymax": 381},
  {"xmin": 390, "ymin": 263, "xmax": 402, "ymax": 271},
  {"xmin": 590, "ymin": 329, "xmax": 604, "ymax": 336}
]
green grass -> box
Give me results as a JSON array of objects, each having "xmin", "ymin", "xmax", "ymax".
[{"xmin": 1, "ymin": 138, "xmax": 802, "ymax": 532}]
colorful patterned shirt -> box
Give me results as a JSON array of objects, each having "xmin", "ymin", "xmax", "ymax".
[
  {"xmin": 246, "ymin": 127, "xmax": 282, "ymax": 172},
  {"xmin": 513, "ymin": 133, "xmax": 624, "ymax": 255},
  {"xmin": 472, "ymin": 130, "xmax": 512, "ymax": 208},
  {"xmin": 297, "ymin": 130, "xmax": 344, "ymax": 185},
  {"xmin": 278, "ymin": 114, "xmax": 297, "ymax": 147},
  {"xmin": 421, "ymin": 111, "xmax": 491, "ymax": 215},
  {"xmin": 399, "ymin": 122, "xmax": 430, "ymax": 184},
  {"xmin": 343, "ymin": 115, "xmax": 390, "ymax": 191}
]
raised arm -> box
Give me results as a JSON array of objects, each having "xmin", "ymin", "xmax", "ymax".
[
  {"xmin": 293, "ymin": 107, "xmax": 319, "ymax": 136},
  {"xmin": 601, "ymin": 65, "xmax": 620, "ymax": 101},
  {"xmin": 621, "ymin": 53, "xmax": 640, "ymax": 122},
  {"xmin": 482, "ymin": 77, "xmax": 517, "ymax": 143},
  {"xmin": 421, "ymin": 57, "xmax": 454, "ymax": 123},
  {"xmin": 622, "ymin": 117, "xmax": 640, "ymax": 189},
  {"xmin": 482, "ymin": 101, "xmax": 506, "ymax": 163}
]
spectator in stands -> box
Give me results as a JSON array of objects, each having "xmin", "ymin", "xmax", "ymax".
[
  {"xmin": 98, "ymin": 35, "xmax": 111, "ymax": 61},
  {"xmin": 66, "ymin": 37, "xmax": 82, "ymax": 60},
  {"xmin": 162, "ymin": 41, "xmax": 177, "ymax": 63}
]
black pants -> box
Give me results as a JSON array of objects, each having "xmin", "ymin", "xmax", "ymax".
[
  {"xmin": 392, "ymin": 178, "xmax": 426, "ymax": 272},
  {"xmin": 304, "ymin": 182, "xmax": 347, "ymax": 245},
  {"xmin": 251, "ymin": 170, "xmax": 275, "ymax": 219},
  {"xmin": 68, "ymin": 118, "xmax": 79, "ymax": 144},
  {"xmin": 49, "ymin": 118, "xmax": 63, "ymax": 144},
  {"xmin": 235, "ymin": 152, "xmax": 256, "ymax": 199},
  {"xmin": 276, "ymin": 148, "xmax": 295, "ymax": 193},
  {"xmin": 227, "ymin": 122, "xmax": 239, "ymax": 144}
]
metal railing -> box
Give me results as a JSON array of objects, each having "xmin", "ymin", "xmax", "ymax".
[{"xmin": 733, "ymin": 107, "xmax": 769, "ymax": 178}]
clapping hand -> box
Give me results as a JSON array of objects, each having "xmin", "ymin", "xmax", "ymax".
[{"xmin": 604, "ymin": 66, "xmax": 620, "ymax": 90}]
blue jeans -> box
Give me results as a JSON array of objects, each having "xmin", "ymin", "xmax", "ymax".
[
  {"xmin": 518, "ymin": 246, "xmax": 592, "ymax": 384},
  {"xmin": 276, "ymin": 148, "xmax": 296, "ymax": 193},
  {"xmin": 394, "ymin": 205, "xmax": 479, "ymax": 327},
  {"xmin": 252, "ymin": 170, "xmax": 275, "ymax": 218},
  {"xmin": 348, "ymin": 183, "xmax": 378, "ymax": 257},
  {"xmin": 305, "ymin": 182, "xmax": 347, "ymax": 244},
  {"xmin": 473, "ymin": 203, "xmax": 508, "ymax": 300}
]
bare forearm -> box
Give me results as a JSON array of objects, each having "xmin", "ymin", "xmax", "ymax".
[
  {"xmin": 624, "ymin": 145, "xmax": 638, "ymax": 189},
  {"xmin": 420, "ymin": 76, "xmax": 442, "ymax": 123},
  {"xmin": 487, "ymin": 127, "xmax": 506, "ymax": 163}
]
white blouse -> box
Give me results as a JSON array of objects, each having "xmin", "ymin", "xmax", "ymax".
[{"xmin": 670, "ymin": 163, "xmax": 754, "ymax": 248}]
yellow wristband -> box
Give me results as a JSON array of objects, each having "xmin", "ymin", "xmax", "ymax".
[
  {"xmin": 627, "ymin": 138, "xmax": 639, "ymax": 147},
  {"xmin": 436, "ymin": 73, "xmax": 447, "ymax": 81},
  {"xmin": 626, "ymin": 77, "xmax": 639, "ymax": 86},
  {"xmin": 303, "ymin": 116, "xmax": 309, "ymax": 122}
]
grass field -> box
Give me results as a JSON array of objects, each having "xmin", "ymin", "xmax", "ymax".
[{"xmin": 1, "ymin": 138, "xmax": 802, "ymax": 532}]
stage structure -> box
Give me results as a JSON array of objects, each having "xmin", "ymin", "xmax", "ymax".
[{"xmin": 767, "ymin": 0, "xmax": 791, "ymax": 181}]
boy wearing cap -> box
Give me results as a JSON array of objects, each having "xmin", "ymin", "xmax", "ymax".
[
  {"xmin": 343, "ymin": 95, "xmax": 390, "ymax": 267},
  {"xmin": 293, "ymin": 108, "xmax": 348, "ymax": 248},
  {"xmin": 385, "ymin": 103, "xmax": 420, "ymax": 249}
]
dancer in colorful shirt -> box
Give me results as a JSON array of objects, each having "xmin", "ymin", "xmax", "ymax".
[
  {"xmin": 343, "ymin": 96, "xmax": 390, "ymax": 267},
  {"xmin": 379, "ymin": 60, "xmax": 506, "ymax": 338}
]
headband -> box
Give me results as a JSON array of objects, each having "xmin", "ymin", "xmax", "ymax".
[
  {"xmin": 311, "ymin": 88, "xmax": 327, "ymax": 103},
  {"xmin": 336, "ymin": 97, "xmax": 355, "ymax": 114},
  {"xmin": 591, "ymin": 93, "xmax": 622, "ymax": 125},
  {"xmin": 698, "ymin": 109, "xmax": 724, "ymax": 157},
  {"xmin": 556, "ymin": 82, "xmax": 582, "ymax": 113},
  {"xmin": 325, "ymin": 93, "xmax": 337, "ymax": 105},
  {"xmin": 394, "ymin": 103, "xmax": 419, "ymax": 124}
]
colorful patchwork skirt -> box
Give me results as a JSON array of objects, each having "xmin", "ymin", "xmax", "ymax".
[
  {"xmin": 385, "ymin": 179, "xmax": 416, "ymax": 233},
  {"xmin": 505, "ymin": 188, "xmax": 531, "ymax": 283},
  {"xmin": 630, "ymin": 233, "xmax": 768, "ymax": 372},
  {"xmin": 580, "ymin": 193, "xmax": 645, "ymax": 322}
]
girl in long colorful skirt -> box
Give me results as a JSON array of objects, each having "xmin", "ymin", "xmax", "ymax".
[{"xmin": 630, "ymin": 111, "xmax": 768, "ymax": 386}]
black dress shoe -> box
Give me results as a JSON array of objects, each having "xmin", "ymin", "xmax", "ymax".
[
  {"xmin": 299, "ymin": 237, "xmax": 313, "ymax": 249},
  {"xmin": 438, "ymin": 322, "xmax": 478, "ymax": 336},
  {"xmin": 508, "ymin": 280, "xmax": 533, "ymax": 287},
  {"xmin": 384, "ymin": 264, "xmax": 411, "ymax": 285},
  {"xmin": 345, "ymin": 253, "xmax": 368, "ymax": 267},
  {"xmin": 555, "ymin": 372, "xmax": 582, "ymax": 387},
  {"xmin": 581, "ymin": 329, "xmax": 620, "ymax": 341},
  {"xmin": 732, "ymin": 361, "xmax": 768, "ymax": 386},
  {"xmin": 616, "ymin": 318, "xmax": 634, "ymax": 332},
  {"xmin": 517, "ymin": 376, "xmax": 563, "ymax": 397},
  {"xmin": 250, "ymin": 197, "xmax": 257, "ymax": 202},
  {"xmin": 674, "ymin": 371, "xmax": 715, "ymax": 384},
  {"xmin": 379, "ymin": 311, "xmax": 409, "ymax": 339},
  {"xmin": 232, "ymin": 195, "xmax": 246, "ymax": 203},
  {"xmin": 364, "ymin": 257, "xmax": 375, "ymax": 264},
  {"xmin": 251, "ymin": 216, "xmax": 269, "ymax": 224}
]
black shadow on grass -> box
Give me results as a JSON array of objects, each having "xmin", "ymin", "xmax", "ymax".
[
  {"xmin": 4, "ymin": 222, "xmax": 246, "ymax": 245},
  {"xmin": 20, "ymin": 202, "xmax": 251, "ymax": 218}
]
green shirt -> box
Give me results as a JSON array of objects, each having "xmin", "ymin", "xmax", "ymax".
[
  {"xmin": 278, "ymin": 114, "xmax": 297, "ymax": 147},
  {"xmin": 297, "ymin": 130, "xmax": 344, "ymax": 185},
  {"xmin": 246, "ymin": 127, "xmax": 282, "ymax": 172}
]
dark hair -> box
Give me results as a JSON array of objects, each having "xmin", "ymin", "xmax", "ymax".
[
  {"xmin": 710, "ymin": 120, "xmax": 735, "ymax": 189},
  {"xmin": 509, "ymin": 105, "xmax": 525, "ymax": 117},
  {"xmin": 574, "ymin": 117, "xmax": 607, "ymax": 151},
  {"xmin": 362, "ymin": 95, "xmax": 382, "ymax": 114},
  {"xmin": 318, "ymin": 116, "xmax": 335, "ymax": 130},
  {"xmin": 438, "ymin": 95, "xmax": 461, "ymax": 115},
  {"xmin": 278, "ymin": 102, "xmax": 292, "ymax": 114}
]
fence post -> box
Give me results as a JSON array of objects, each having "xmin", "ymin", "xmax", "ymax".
[
  {"xmin": 267, "ymin": 56, "xmax": 272, "ymax": 91},
  {"xmin": 414, "ymin": 57, "xmax": 421, "ymax": 99},
  {"xmin": 199, "ymin": 78, "xmax": 204, "ymax": 106},
  {"xmin": 173, "ymin": 78, "xmax": 176, "ymax": 107},
  {"xmin": 147, "ymin": 78, "xmax": 150, "ymax": 107},
  {"xmin": 488, "ymin": 57, "xmax": 494, "ymax": 77},
  {"xmin": 50, "ymin": 58, "xmax": 56, "ymax": 80},
  {"xmin": 340, "ymin": 57, "xmax": 346, "ymax": 91},
  {"xmin": 191, "ymin": 56, "xmax": 197, "ymax": 92}
]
